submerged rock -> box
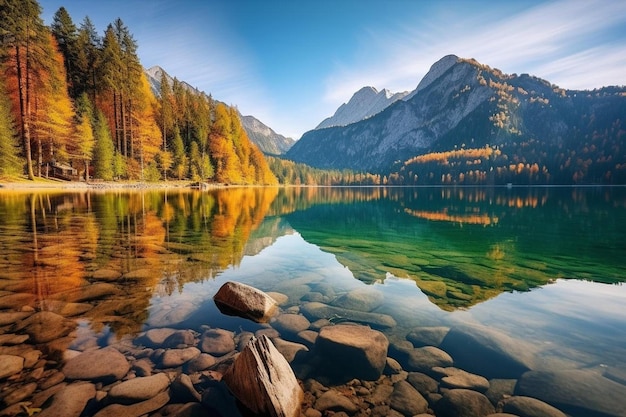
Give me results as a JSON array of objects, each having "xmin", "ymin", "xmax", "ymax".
[
  {"xmin": 389, "ymin": 380, "xmax": 429, "ymax": 415},
  {"xmin": 300, "ymin": 301, "xmax": 396, "ymax": 329},
  {"xmin": 38, "ymin": 381, "xmax": 96, "ymax": 417},
  {"xmin": 502, "ymin": 395, "xmax": 567, "ymax": 417},
  {"xmin": 0, "ymin": 354, "xmax": 24, "ymax": 379},
  {"xmin": 107, "ymin": 373, "xmax": 171, "ymax": 404},
  {"xmin": 223, "ymin": 335, "xmax": 303, "ymax": 417},
  {"xmin": 435, "ymin": 388, "xmax": 495, "ymax": 417},
  {"xmin": 63, "ymin": 347, "xmax": 130, "ymax": 383},
  {"xmin": 314, "ymin": 324, "xmax": 389, "ymax": 381},
  {"xmin": 213, "ymin": 281, "xmax": 278, "ymax": 323},
  {"xmin": 12, "ymin": 311, "xmax": 76, "ymax": 344},
  {"xmin": 331, "ymin": 287, "xmax": 384, "ymax": 312}
]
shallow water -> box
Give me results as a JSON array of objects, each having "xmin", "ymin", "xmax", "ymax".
[{"xmin": 1, "ymin": 186, "xmax": 625, "ymax": 413}]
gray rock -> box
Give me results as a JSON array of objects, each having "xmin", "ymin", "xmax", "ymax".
[
  {"xmin": 331, "ymin": 287, "xmax": 384, "ymax": 312},
  {"xmin": 406, "ymin": 326, "xmax": 450, "ymax": 347},
  {"xmin": 200, "ymin": 328, "xmax": 235, "ymax": 356},
  {"xmin": 434, "ymin": 366, "xmax": 490, "ymax": 392},
  {"xmin": 516, "ymin": 369, "xmax": 626, "ymax": 417},
  {"xmin": 159, "ymin": 347, "xmax": 201, "ymax": 368},
  {"xmin": 93, "ymin": 390, "xmax": 170, "ymax": 417},
  {"xmin": 315, "ymin": 389, "xmax": 359, "ymax": 414},
  {"xmin": 213, "ymin": 281, "xmax": 278, "ymax": 323},
  {"xmin": 13, "ymin": 311, "xmax": 75, "ymax": 343},
  {"xmin": 502, "ymin": 396, "xmax": 567, "ymax": 417},
  {"xmin": 272, "ymin": 313, "xmax": 311, "ymax": 335},
  {"xmin": 407, "ymin": 372, "xmax": 439, "ymax": 397},
  {"xmin": 402, "ymin": 346, "xmax": 453, "ymax": 374},
  {"xmin": 435, "ymin": 388, "xmax": 495, "ymax": 417},
  {"xmin": 440, "ymin": 325, "xmax": 535, "ymax": 379},
  {"xmin": 38, "ymin": 381, "xmax": 96, "ymax": 417},
  {"xmin": 389, "ymin": 380, "xmax": 429, "ymax": 416},
  {"xmin": 223, "ymin": 335, "xmax": 303, "ymax": 417},
  {"xmin": 485, "ymin": 379, "xmax": 517, "ymax": 405},
  {"xmin": 63, "ymin": 348, "xmax": 130, "ymax": 383},
  {"xmin": 0, "ymin": 354, "xmax": 24, "ymax": 379},
  {"xmin": 108, "ymin": 373, "xmax": 171, "ymax": 404},
  {"xmin": 301, "ymin": 301, "xmax": 396, "ymax": 329},
  {"xmin": 315, "ymin": 324, "xmax": 389, "ymax": 381}
]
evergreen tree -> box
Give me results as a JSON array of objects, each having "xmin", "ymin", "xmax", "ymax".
[
  {"xmin": 0, "ymin": 80, "xmax": 22, "ymax": 177},
  {"xmin": 74, "ymin": 93, "xmax": 95, "ymax": 181},
  {"xmin": 93, "ymin": 111, "xmax": 114, "ymax": 180},
  {"xmin": 51, "ymin": 6, "xmax": 78, "ymax": 97},
  {"xmin": 75, "ymin": 16, "xmax": 100, "ymax": 100}
]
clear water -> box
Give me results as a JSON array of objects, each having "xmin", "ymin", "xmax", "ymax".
[{"xmin": 1, "ymin": 186, "xmax": 625, "ymax": 382}]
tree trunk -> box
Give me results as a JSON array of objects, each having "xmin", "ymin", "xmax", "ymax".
[{"xmin": 15, "ymin": 45, "xmax": 35, "ymax": 180}]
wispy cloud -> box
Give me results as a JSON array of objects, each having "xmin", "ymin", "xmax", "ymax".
[{"xmin": 324, "ymin": 0, "xmax": 626, "ymax": 105}]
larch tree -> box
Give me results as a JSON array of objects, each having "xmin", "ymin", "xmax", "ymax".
[{"xmin": 74, "ymin": 93, "xmax": 95, "ymax": 181}]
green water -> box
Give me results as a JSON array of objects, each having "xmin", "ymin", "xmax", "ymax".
[{"xmin": 0, "ymin": 185, "xmax": 625, "ymax": 376}]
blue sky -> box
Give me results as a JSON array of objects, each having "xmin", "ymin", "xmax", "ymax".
[{"xmin": 40, "ymin": 0, "xmax": 626, "ymax": 139}]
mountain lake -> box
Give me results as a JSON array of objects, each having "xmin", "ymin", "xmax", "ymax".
[{"xmin": 0, "ymin": 185, "xmax": 625, "ymax": 416}]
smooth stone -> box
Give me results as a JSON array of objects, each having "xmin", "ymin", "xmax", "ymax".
[
  {"xmin": 368, "ymin": 383, "xmax": 394, "ymax": 405},
  {"xmin": 272, "ymin": 313, "xmax": 311, "ymax": 334},
  {"xmin": 301, "ymin": 302, "xmax": 396, "ymax": 329},
  {"xmin": 384, "ymin": 357, "xmax": 403, "ymax": 375},
  {"xmin": 38, "ymin": 370, "xmax": 66, "ymax": 390},
  {"xmin": 159, "ymin": 347, "xmax": 201, "ymax": 368},
  {"xmin": 435, "ymin": 388, "xmax": 496, "ymax": 417},
  {"xmin": 0, "ymin": 293, "xmax": 35, "ymax": 310},
  {"xmin": 516, "ymin": 369, "xmax": 626, "ymax": 417},
  {"xmin": 135, "ymin": 328, "xmax": 177, "ymax": 348},
  {"xmin": 63, "ymin": 348, "xmax": 130, "ymax": 383},
  {"xmin": 440, "ymin": 325, "xmax": 535, "ymax": 379},
  {"xmin": 315, "ymin": 324, "xmax": 389, "ymax": 381},
  {"xmin": 93, "ymin": 390, "xmax": 170, "ymax": 417},
  {"xmin": 108, "ymin": 373, "xmax": 171, "ymax": 404},
  {"xmin": 406, "ymin": 326, "xmax": 450, "ymax": 347},
  {"xmin": 0, "ymin": 355, "xmax": 24, "ymax": 379},
  {"xmin": 200, "ymin": 329, "xmax": 235, "ymax": 356},
  {"xmin": 171, "ymin": 373, "xmax": 202, "ymax": 402},
  {"xmin": 38, "ymin": 381, "xmax": 96, "ymax": 417},
  {"xmin": 1, "ymin": 381, "xmax": 37, "ymax": 406},
  {"xmin": 186, "ymin": 353, "xmax": 216, "ymax": 373},
  {"xmin": 12, "ymin": 311, "xmax": 75, "ymax": 343},
  {"xmin": 272, "ymin": 337, "xmax": 309, "ymax": 363},
  {"xmin": 51, "ymin": 282, "xmax": 122, "ymax": 302},
  {"xmin": 389, "ymin": 380, "xmax": 429, "ymax": 415},
  {"xmin": 407, "ymin": 372, "xmax": 439, "ymax": 397},
  {"xmin": 315, "ymin": 389, "xmax": 359, "ymax": 414},
  {"xmin": 297, "ymin": 330, "xmax": 318, "ymax": 347},
  {"xmin": 131, "ymin": 358, "xmax": 153, "ymax": 377},
  {"xmin": 223, "ymin": 335, "xmax": 303, "ymax": 417},
  {"xmin": 0, "ymin": 333, "xmax": 30, "ymax": 346},
  {"xmin": 485, "ymin": 379, "xmax": 517, "ymax": 405},
  {"xmin": 213, "ymin": 281, "xmax": 278, "ymax": 323},
  {"xmin": 502, "ymin": 396, "xmax": 567, "ymax": 417},
  {"xmin": 40, "ymin": 300, "xmax": 93, "ymax": 316},
  {"xmin": 255, "ymin": 328, "xmax": 280, "ymax": 339},
  {"xmin": 402, "ymin": 346, "xmax": 453, "ymax": 374},
  {"xmin": 434, "ymin": 366, "xmax": 490, "ymax": 392},
  {"xmin": 162, "ymin": 329, "xmax": 196, "ymax": 348},
  {"xmin": 91, "ymin": 268, "xmax": 121, "ymax": 281},
  {"xmin": 267, "ymin": 291, "xmax": 289, "ymax": 305},
  {"xmin": 0, "ymin": 312, "xmax": 32, "ymax": 326},
  {"xmin": 331, "ymin": 287, "xmax": 384, "ymax": 312}
]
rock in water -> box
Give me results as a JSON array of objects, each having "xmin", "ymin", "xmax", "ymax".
[
  {"xmin": 223, "ymin": 335, "xmax": 303, "ymax": 417},
  {"xmin": 214, "ymin": 281, "xmax": 278, "ymax": 323},
  {"xmin": 314, "ymin": 324, "xmax": 389, "ymax": 381}
]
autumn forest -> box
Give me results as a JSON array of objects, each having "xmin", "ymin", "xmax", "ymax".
[{"xmin": 0, "ymin": 0, "xmax": 278, "ymax": 184}]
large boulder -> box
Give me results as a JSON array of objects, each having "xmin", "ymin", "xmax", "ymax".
[
  {"xmin": 213, "ymin": 281, "xmax": 278, "ymax": 323},
  {"xmin": 314, "ymin": 324, "xmax": 389, "ymax": 381},
  {"xmin": 223, "ymin": 335, "xmax": 303, "ymax": 417},
  {"xmin": 516, "ymin": 369, "xmax": 626, "ymax": 417},
  {"xmin": 440, "ymin": 325, "xmax": 536, "ymax": 379}
]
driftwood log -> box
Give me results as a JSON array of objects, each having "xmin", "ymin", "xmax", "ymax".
[{"xmin": 223, "ymin": 335, "xmax": 303, "ymax": 417}]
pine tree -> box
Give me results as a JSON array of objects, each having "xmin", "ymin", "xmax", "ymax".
[
  {"xmin": 75, "ymin": 16, "xmax": 100, "ymax": 101},
  {"xmin": 51, "ymin": 6, "xmax": 78, "ymax": 97},
  {"xmin": 0, "ymin": 79, "xmax": 22, "ymax": 177}
]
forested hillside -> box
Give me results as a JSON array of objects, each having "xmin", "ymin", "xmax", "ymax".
[{"xmin": 0, "ymin": 0, "xmax": 277, "ymax": 184}]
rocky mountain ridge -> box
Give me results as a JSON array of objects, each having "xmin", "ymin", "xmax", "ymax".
[
  {"xmin": 287, "ymin": 55, "xmax": 626, "ymax": 184},
  {"xmin": 144, "ymin": 66, "xmax": 293, "ymax": 155}
]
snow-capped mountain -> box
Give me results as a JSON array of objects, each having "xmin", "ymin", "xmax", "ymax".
[
  {"xmin": 315, "ymin": 86, "xmax": 409, "ymax": 129},
  {"xmin": 144, "ymin": 66, "xmax": 293, "ymax": 155}
]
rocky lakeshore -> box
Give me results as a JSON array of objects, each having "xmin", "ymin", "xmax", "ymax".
[{"xmin": 1, "ymin": 280, "xmax": 626, "ymax": 417}]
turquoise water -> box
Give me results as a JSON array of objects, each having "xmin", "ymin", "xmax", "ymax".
[{"xmin": 1, "ymin": 185, "xmax": 625, "ymax": 379}]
